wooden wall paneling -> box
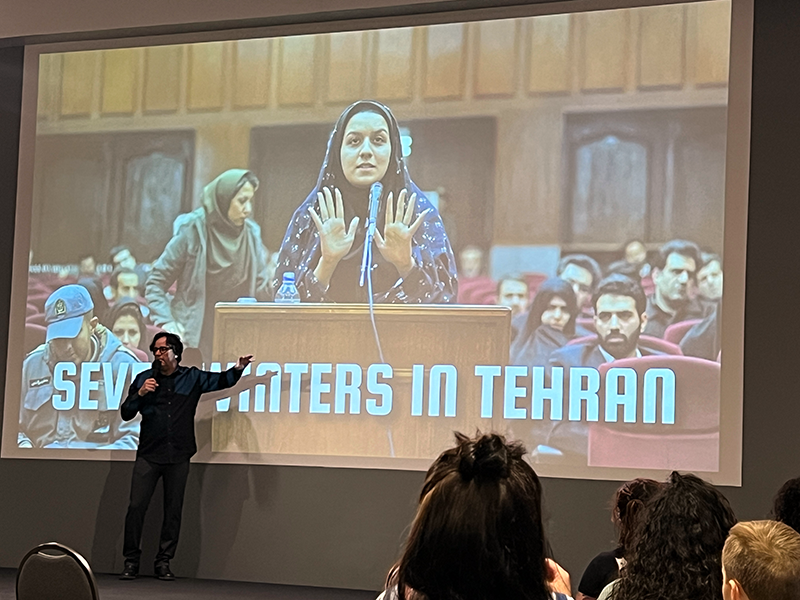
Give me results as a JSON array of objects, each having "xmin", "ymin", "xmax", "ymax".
[
  {"xmin": 278, "ymin": 35, "xmax": 316, "ymax": 106},
  {"xmin": 423, "ymin": 23, "xmax": 466, "ymax": 100},
  {"xmin": 581, "ymin": 10, "xmax": 629, "ymax": 92},
  {"xmin": 373, "ymin": 27, "xmax": 414, "ymax": 101},
  {"xmin": 61, "ymin": 51, "xmax": 96, "ymax": 116},
  {"xmin": 143, "ymin": 45, "xmax": 182, "ymax": 113},
  {"xmin": 528, "ymin": 14, "xmax": 571, "ymax": 94},
  {"xmin": 693, "ymin": 0, "xmax": 731, "ymax": 86},
  {"xmin": 188, "ymin": 41, "xmax": 225, "ymax": 111},
  {"xmin": 36, "ymin": 53, "xmax": 60, "ymax": 120},
  {"xmin": 101, "ymin": 48, "xmax": 138, "ymax": 115},
  {"xmin": 326, "ymin": 31, "xmax": 365, "ymax": 103},
  {"xmin": 233, "ymin": 38, "xmax": 271, "ymax": 109},
  {"xmin": 474, "ymin": 19, "xmax": 517, "ymax": 97},
  {"xmin": 639, "ymin": 5, "xmax": 685, "ymax": 89}
]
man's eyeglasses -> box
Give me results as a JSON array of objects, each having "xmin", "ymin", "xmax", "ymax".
[{"xmin": 153, "ymin": 346, "xmax": 172, "ymax": 355}]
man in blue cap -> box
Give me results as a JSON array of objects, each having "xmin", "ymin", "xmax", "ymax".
[{"xmin": 18, "ymin": 284, "xmax": 143, "ymax": 448}]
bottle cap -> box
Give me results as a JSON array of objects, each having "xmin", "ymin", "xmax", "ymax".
[{"xmin": 282, "ymin": 272, "xmax": 296, "ymax": 283}]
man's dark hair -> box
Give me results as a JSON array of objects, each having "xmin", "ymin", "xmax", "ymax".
[
  {"xmin": 652, "ymin": 239, "xmax": 701, "ymax": 272},
  {"xmin": 700, "ymin": 251, "xmax": 722, "ymax": 270},
  {"xmin": 389, "ymin": 432, "xmax": 552, "ymax": 600},
  {"xmin": 109, "ymin": 245, "xmax": 132, "ymax": 265},
  {"xmin": 611, "ymin": 472, "xmax": 737, "ymax": 600},
  {"xmin": 773, "ymin": 477, "xmax": 800, "ymax": 534},
  {"xmin": 592, "ymin": 274, "xmax": 647, "ymax": 315},
  {"xmin": 110, "ymin": 267, "xmax": 138, "ymax": 290},
  {"xmin": 557, "ymin": 254, "xmax": 601, "ymax": 288},
  {"xmin": 150, "ymin": 331, "xmax": 183, "ymax": 363}
]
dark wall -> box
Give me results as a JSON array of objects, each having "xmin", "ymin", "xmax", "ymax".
[{"xmin": 1, "ymin": 0, "xmax": 800, "ymax": 591}]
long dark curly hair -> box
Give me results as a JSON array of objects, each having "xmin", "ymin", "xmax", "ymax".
[
  {"xmin": 388, "ymin": 432, "xmax": 552, "ymax": 600},
  {"xmin": 772, "ymin": 476, "xmax": 800, "ymax": 534},
  {"xmin": 612, "ymin": 478, "xmax": 663, "ymax": 555},
  {"xmin": 611, "ymin": 472, "xmax": 736, "ymax": 600}
]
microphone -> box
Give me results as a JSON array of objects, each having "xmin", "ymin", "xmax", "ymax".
[
  {"xmin": 360, "ymin": 181, "xmax": 383, "ymax": 287},
  {"xmin": 150, "ymin": 358, "xmax": 161, "ymax": 381}
]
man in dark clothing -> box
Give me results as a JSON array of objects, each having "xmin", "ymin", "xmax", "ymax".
[
  {"xmin": 643, "ymin": 239, "xmax": 707, "ymax": 338},
  {"xmin": 542, "ymin": 275, "xmax": 663, "ymax": 464},
  {"xmin": 119, "ymin": 331, "xmax": 252, "ymax": 581}
]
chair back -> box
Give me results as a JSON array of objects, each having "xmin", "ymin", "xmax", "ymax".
[
  {"xmin": 588, "ymin": 355, "xmax": 720, "ymax": 471},
  {"xmin": 17, "ymin": 542, "xmax": 99, "ymax": 600},
  {"xmin": 663, "ymin": 318, "xmax": 703, "ymax": 345},
  {"xmin": 638, "ymin": 335, "xmax": 683, "ymax": 356}
]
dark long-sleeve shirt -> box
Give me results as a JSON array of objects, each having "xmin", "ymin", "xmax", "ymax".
[{"xmin": 121, "ymin": 365, "xmax": 242, "ymax": 464}]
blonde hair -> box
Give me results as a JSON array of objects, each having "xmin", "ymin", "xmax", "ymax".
[{"xmin": 722, "ymin": 520, "xmax": 800, "ymax": 600}]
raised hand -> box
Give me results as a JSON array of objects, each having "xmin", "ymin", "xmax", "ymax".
[
  {"xmin": 375, "ymin": 189, "xmax": 428, "ymax": 277},
  {"xmin": 309, "ymin": 187, "xmax": 360, "ymax": 287},
  {"xmin": 235, "ymin": 354, "xmax": 254, "ymax": 371}
]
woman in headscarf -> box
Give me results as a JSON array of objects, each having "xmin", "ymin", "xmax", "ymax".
[
  {"xmin": 146, "ymin": 169, "xmax": 271, "ymax": 359},
  {"xmin": 274, "ymin": 100, "xmax": 457, "ymax": 303},
  {"xmin": 510, "ymin": 278, "xmax": 578, "ymax": 367},
  {"xmin": 106, "ymin": 297, "xmax": 148, "ymax": 358}
]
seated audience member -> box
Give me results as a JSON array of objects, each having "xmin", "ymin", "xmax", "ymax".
[
  {"xmin": 680, "ymin": 302, "xmax": 721, "ymax": 361},
  {"xmin": 497, "ymin": 274, "xmax": 531, "ymax": 340},
  {"xmin": 697, "ymin": 252, "xmax": 723, "ymax": 304},
  {"xmin": 510, "ymin": 278, "xmax": 577, "ymax": 367},
  {"xmin": 457, "ymin": 245, "xmax": 494, "ymax": 303},
  {"xmin": 576, "ymin": 479, "xmax": 663, "ymax": 600},
  {"xmin": 459, "ymin": 245, "xmax": 485, "ymax": 280},
  {"xmin": 78, "ymin": 253, "xmax": 99, "ymax": 280},
  {"xmin": 106, "ymin": 297, "xmax": 149, "ymax": 357},
  {"xmin": 722, "ymin": 520, "xmax": 800, "ymax": 600},
  {"xmin": 606, "ymin": 240, "xmax": 651, "ymax": 280},
  {"xmin": 544, "ymin": 275, "xmax": 662, "ymax": 463},
  {"xmin": 379, "ymin": 432, "xmax": 573, "ymax": 600},
  {"xmin": 599, "ymin": 472, "xmax": 736, "ymax": 600},
  {"xmin": 109, "ymin": 245, "xmax": 149, "ymax": 296},
  {"xmin": 643, "ymin": 239, "xmax": 707, "ymax": 338},
  {"xmin": 772, "ymin": 476, "xmax": 800, "ymax": 534},
  {"xmin": 108, "ymin": 267, "xmax": 141, "ymax": 304},
  {"xmin": 557, "ymin": 254, "xmax": 601, "ymax": 323}
]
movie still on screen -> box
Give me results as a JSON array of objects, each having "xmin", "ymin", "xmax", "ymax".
[{"xmin": 5, "ymin": 0, "xmax": 741, "ymax": 482}]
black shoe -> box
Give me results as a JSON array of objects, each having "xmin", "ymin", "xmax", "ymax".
[
  {"xmin": 119, "ymin": 563, "xmax": 138, "ymax": 580},
  {"xmin": 154, "ymin": 563, "xmax": 175, "ymax": 581}
]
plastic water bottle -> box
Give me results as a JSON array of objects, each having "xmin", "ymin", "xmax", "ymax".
[{"xmin": 274, "ymin": 272, "xmax": 301, "ymax": 304}]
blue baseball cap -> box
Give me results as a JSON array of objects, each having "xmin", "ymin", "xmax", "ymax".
[{"xmin": 44, "ymin": 284, "xmax": 94, "ymax": 342}]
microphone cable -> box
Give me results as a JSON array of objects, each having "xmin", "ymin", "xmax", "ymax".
[{"xmin": 365, "ymin": 241, "xmax": 386, "ymax": 365}]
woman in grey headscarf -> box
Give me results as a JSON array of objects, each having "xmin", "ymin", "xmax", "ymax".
[{"xmin": 146, "ymin": 169, "xmax": 271, "ymax": 360}]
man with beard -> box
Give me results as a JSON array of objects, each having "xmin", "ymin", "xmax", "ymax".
[
  {"xmin": 538, "ymin": 275, "xmax": 663, "ymax": 464},
  {"xmin": 643, "ymin": 239, "xmax": 707, "ymax": 338}
]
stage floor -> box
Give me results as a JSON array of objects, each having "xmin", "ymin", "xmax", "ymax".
[{"xmin": 0, "ymin": 567, "xmax": 378, "ymax": 600}]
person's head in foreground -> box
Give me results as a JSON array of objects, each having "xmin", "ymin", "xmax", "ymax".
[
  {"xmin": 772, "ymin": 476, "xmax": 800, "ymax": 534},
  {"xmin": 722, "ymin": 520, "xmax": 800, "ymax": 600},
  {"xmin": 386, "ymin": 432, "xmax": 561, "ymax": 600},
  {"xmin": 611, "ymin": 471, "xmax": 736, "ymax": 600},
  {"xmin": 612, "ymin": 478, "xmax": 663, "ymax": 556}
]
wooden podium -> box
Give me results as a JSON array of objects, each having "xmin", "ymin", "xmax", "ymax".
[{"xmin": 210, "ymin": 303, "xmax": 510, "ymax": 468}]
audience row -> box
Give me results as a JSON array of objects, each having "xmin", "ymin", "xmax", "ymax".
[{"xmin": 377, "ymin": 431, "xmax": 800, "ymax": 600}]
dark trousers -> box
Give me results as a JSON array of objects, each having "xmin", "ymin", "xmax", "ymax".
[{"xmin": 122, "ymin": 456, "xmax": 190, "ymax": 566}]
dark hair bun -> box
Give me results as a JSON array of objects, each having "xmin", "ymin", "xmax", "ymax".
[{"xmin": 458, "ymin": 433, "xmax": 510, "ymax": 481}]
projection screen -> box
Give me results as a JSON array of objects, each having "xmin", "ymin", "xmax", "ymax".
[{"xmin": 1, "ymin": 0, "xmax": 750, "ymax": 484}]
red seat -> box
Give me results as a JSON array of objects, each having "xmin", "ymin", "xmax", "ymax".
[
  {"xmin": 457, "ymin": 277, "xmax": 496, "ymax": 305},
  {"xmin": 663, "ymin": 319, "xmax": 703, "ymax": 345},
  {"xmin": 588, "ymin": 355, "xmax": 720, "ymax": 471},
  {"xmin": 524, "ymin": 273, "xmax": 548, "ymax": 296},
  {"xmin": 638, "ymin": 335, "xmax": 683, "ymax": 356},
  {"xmin": 130, "ymin": 347, "xmax": 149, "ymax": 361}
]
